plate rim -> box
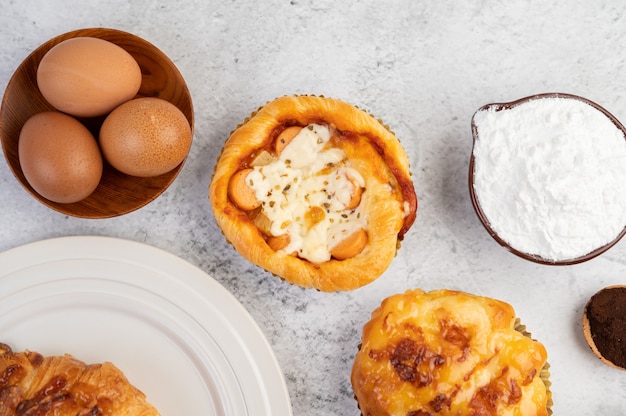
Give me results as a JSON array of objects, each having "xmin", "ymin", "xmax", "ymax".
[{"xmin": 0, "ymin": 235, "xmax": 293, "ymax": 416}]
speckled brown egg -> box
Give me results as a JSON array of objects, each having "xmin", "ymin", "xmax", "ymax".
[
  {"xmin": 18, "ymin": 111, "xmax": 103, "ymax": 203},
  {"xmin": 37, "ymin": 37, "xmax": 142, "ymax": 118},
  {"xmin": 99, "ymin": 97, "xmax": 192, "ymax": 177}
]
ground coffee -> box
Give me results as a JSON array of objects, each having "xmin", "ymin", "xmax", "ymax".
[{"xmin": 586, "ymin": 286, "xmax": 626, "ymax": 369}]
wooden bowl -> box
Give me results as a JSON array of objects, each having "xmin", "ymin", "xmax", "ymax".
[
  {"xmin": 582, "ymin": 285, "xmax": 626, "ymax": 371},
  {"xmin": 0, "ymin": 28, "xmax": 194, "ymax": 218},
  {"xmin": 469, "ymin": 92, "xmax": 626, "ymax": 265}
]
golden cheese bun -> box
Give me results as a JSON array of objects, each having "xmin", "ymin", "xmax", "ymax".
[
  {"xmin": 209, "ymin": 95, "xmax": 417, "ymax": 291},
  {"xmin": 351, "ymin": 289, "xmax": 552, "ymax": 415}
]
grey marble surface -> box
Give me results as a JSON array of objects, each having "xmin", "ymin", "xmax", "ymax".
[{"xmin": 1, "ymin": 1, "xmax": 626, "ymax": 414}]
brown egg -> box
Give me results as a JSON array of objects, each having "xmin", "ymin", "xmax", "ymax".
[
  {"xmin": 99, "ymin": 97, "xmax": 192, "ymax": 177},
  {"xmin": 37, "ymin": 37, "xmax": 142, "ymax": 118},
  {"xmin": 18, "ymin": 111, "xmax": 103, "ymax": 203}
]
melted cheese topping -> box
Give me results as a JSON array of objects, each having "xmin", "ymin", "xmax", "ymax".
[
  {"xmin": 351, "ymin": 289, "xmax": 550, "ymax": 416},
  {"xmin": 247, "ymin": 124, "xmax": 366, "ymax": 263}
]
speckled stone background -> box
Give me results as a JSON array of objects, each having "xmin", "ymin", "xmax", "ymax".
[{"xmin": 2, "ymin": 1, "xmax": 626, "ymax": 414}]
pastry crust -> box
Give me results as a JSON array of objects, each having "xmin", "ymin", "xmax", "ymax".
[
  {"xmin": 209, "ymin": 95, "xmax": 417, "ymax": 291},
  {"xmin": 0, "ymin": 343, "xmax": 159, "ymax": 416},
  {"xmin": 351, "ymin": 289, "xmax": 551, "ymax": 416}
]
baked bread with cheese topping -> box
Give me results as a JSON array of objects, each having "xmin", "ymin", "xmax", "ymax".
[
  {"xmin": 351, "ymin": 289, "xmax": 552, "ymax": 415},
  {"xmin": 0, "ymin": 343, "xmax": 159, "ymax": 415},
  {"xmin": 209, "ymin": 95, "xmax": 417, "ymax": 291}
]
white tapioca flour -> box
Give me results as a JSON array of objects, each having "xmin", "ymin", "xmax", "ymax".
[{"xmin": 471, "ymin": 96, "xmax": 626, "ymax": 262}]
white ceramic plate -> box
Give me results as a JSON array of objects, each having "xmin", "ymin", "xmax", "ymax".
[{"xmin": 0, "ymin": 236, "xmax": 292, "ymax": 416}]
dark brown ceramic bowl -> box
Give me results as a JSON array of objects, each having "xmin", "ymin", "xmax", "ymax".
[
  {"xmin": 0, "ymin": 28, "xmax": 194, "ymax": 218},
  {"xmin": 582, "ymin": 285, "xmax": 626, "ymax": 371},
  {"xmin": 469, "ymin": 92, "xmax": 626, "ymax": 265}
]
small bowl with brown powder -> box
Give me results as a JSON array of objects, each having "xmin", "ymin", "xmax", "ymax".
[
  {"xmin": 469, "ymin": 93, "xmax": 626, "ymax": 265},
  {"xmin": 582, "ymin": 285, "xmax": 626, "ymax": 370}
]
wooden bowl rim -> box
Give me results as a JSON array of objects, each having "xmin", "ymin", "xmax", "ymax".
[
  {"xmin": 582, "ymin": 285, "xmax": 626, "ymax": 371},
  {"xmin": 0, "ymin": 27, "xmax": 194, "ymax": 219}
]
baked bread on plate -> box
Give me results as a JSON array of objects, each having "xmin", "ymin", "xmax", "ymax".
[
  {"xmin": 0, "ymin": 343, "xmax": 159, "ymax": 415},
  {"xmin": 209, "ymin": 95, "xmax": 417, "ymax": 291},
  {"xmin": 351, "ymin": 289, "xmax": 552, "ymax": 415}
]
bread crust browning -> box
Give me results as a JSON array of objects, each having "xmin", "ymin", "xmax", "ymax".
[
  {"xmin": 351, "ymin": 290, "xmax": 550, "ymax": 416},
  {"xmin": 209, "ymin": 95, "xmax": 417, "ymax": 291},
  {"xmin": 0, "ymin": 343, "xmax": 159, "ymax": 416}
]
